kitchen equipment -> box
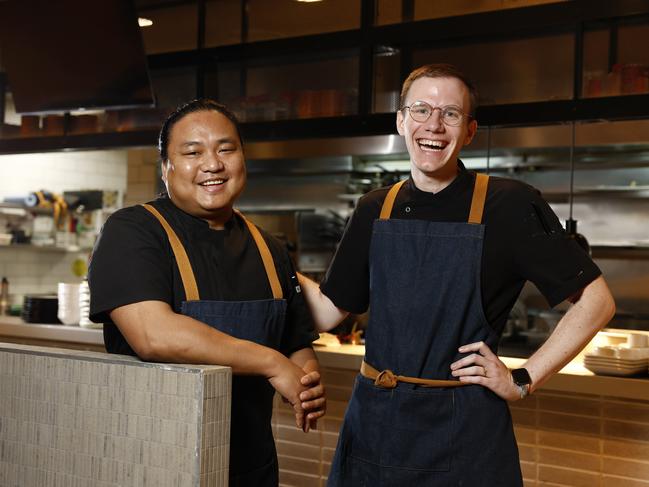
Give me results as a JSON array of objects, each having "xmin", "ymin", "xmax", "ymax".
[
  {"xmin": 0, "ymin": 277, "xmax": 9, "ymax": 315},
  {"xmin": 78, "ymin": 279, "xmax": 99, "ymax": 328},
  {"xmin": 57, "ymin": 282, "xmax": 81, "ymax": 326},
  {"xmin": 22, "ymin": 295, "xmax": 61, "ymax": 324}
]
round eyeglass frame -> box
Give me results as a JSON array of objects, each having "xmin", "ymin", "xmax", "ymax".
[{"xmin": 400, "ymin": 101, "xmax": 473, "ymax": 126}]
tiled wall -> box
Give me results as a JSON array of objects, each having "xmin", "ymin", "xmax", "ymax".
[
  {"xmin": 0, "ymin": 147, "xmax": 162, "ymax": 306},
  {"xmin": 272, "ymin": 367, "xmax": 649, "ymax": 487},
  {"xmin": 0, "ymin": 247, "xmax": 89, "ymax": 303},
  {"xmin": 0, "ymin": 343, "xmax": 231, "ymax": 487},
  {"xmin": 0, "ymin": 150, "xmax": 128, "ymax": 202}
]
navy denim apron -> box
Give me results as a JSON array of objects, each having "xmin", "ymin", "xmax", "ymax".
[
  {"xmin": 143, "ymin": 205, "xmax": 286, "ymax": 487},
  {"xmin": 327, "ymin": 175, "xmax": 523, "ymax": 486}
]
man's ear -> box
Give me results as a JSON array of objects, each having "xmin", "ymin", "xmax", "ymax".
[
  {"xmin": 464, "ymin": 118, "xmax": 478, "ymax": 145},
  {"xmin": 396, "ymin": 110, "xmax": 405, "ymax": 136},
  {"xmin": 161, "ymin": 159, "xmax": 169, "ymax": 184}
]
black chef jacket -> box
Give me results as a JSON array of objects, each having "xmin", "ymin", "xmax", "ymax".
[
  {"xmin": 89, "ymin": 196, "xmax": 317, "ymax": 356},
  {"xmin": 321, "ymin": 162, "xmax": 601, "ymax": 336}
]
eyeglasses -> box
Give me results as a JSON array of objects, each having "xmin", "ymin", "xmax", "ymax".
[{"xmin": 400, "ymin": 101, "xmax": 472, "ymax": 126}]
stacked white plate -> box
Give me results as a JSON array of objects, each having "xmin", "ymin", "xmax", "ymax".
[
  {"xmin": 583, "ymin": 346, "xmax": 649, "ymax": 377},
  {"xmin": 78, "ymin": 279, "xmax": 101, "ymax": 329},
  {"xmin": 57, "ymin": 282, "xmax": 80, "ymax": 326}
]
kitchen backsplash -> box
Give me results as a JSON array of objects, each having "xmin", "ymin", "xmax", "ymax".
[
  {"xmin": 0, "ymin": 149, "xmax": 136, "ymax": 307},
  {"xmin": 0, "ymin": 150, "xmax": 128, "ymax": 201}
]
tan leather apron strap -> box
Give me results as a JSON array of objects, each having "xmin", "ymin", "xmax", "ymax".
[
  {"xmin": 141, "ymin": 204, "xmax": 200, "ymax": 301},
  {"xmin": 379, "ymin": 180, "xmax": 406, "ymax": 220},
  {"xmin": 360, "ymin": 360, "xmax": 467, "ymax": 389},
  {"xmin": 468, "ymin": 173, "xmax": 489, "ymax": 224},
  {"xmin": 235, "ymin": 210, "xmax": 283, "ymax": 300}
]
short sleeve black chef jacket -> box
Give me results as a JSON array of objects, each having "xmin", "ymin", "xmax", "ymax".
[
  {"xmin": 320, "ymin": 163, "xmax": 601, "ymax": 336},
  {"xmin": 89, "ymin": 197, "xmax": 317, "ymax": 356}
]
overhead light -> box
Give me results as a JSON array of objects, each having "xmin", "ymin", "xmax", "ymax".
[
  {"xmin": 138, "ymin": 17, "xmax": 153, "ymax": 27},
  {"xmin": 295, "ymin": 0, "xmax": 323, "ymax": 3}
]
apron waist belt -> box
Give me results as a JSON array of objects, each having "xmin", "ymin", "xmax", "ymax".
[{"xmin": 360, "ymin": 360, "xmax": 468, "ymax": 389}]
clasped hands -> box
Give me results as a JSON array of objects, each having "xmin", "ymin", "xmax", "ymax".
[{"xmin": 269, "ymin": 361, "xmax": 326, "ymax": 433}]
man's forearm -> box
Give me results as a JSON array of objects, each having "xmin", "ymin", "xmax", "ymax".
[
  {"xmin": 110, "ymin": 300, "xmax": 287, "ymax": 377},
  {"xmin": 297, "ymin": 273, "xmax": 349, "ymax": 331},
  {"xmin": 289, "ymin": 347, "xmax": 319, "ymax": 374},
  {"xmin": 522, "ymin": 276, "xmax": 615, "ymax": 392}
]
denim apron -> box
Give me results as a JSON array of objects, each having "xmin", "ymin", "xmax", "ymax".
[
  {"xmin": 327, "ymin": 174, "xmax": 523, "ymax": 486},
  {"xmin": 143, "ymin": 204, "xmax": 286, "ymax": 487}
]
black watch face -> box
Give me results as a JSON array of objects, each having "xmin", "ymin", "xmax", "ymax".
[{"xmin": 512, "ymin": 368, "xmax": 531, "ymax": 386}]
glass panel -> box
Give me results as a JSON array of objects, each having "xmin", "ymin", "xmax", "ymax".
[
  {"xmin": 583, "ymin": 21, "xmax": 649, "ymax": 98},
  {"xmin": 413, "ymin": 34, "xmax": 574, "ymax": 105},
  {"xmin": 104, "ymin": 67, "xmax": 196, "ymax": 133},
  {"xmin": 138, "ymin": 4, "xmax": 198, "ymax": 54},
  {"xmin": 373, "ymin": 48, "xmax": 401, "ymax": 113},
  {"xmin": 377, "ymin": 0, "xmax": 569, "ymax": 25},
  {"xmin": 205, "ymin": 51, "xmax": 359, "ymax": 122},
  {"xmin": 582, "ymin": 28, "xmax": 609, "ymax": 98},
  {"xmin": 247, "ymin": 0, "xmax": 360, "ymax": 42},
  {"xmin": 617, "ymin": 21, "xmax": 649, "ymax": 95},
  {"xmin": 375, "ymin": 0, "xmax": 404, "ymax": 26},
  {"xmin": 205, "ymin": 0, "xmax": 242, "ymax": 47},
  {"xmin": 414, "ymin": 0, "xmax": 569, "ymax": 21}
]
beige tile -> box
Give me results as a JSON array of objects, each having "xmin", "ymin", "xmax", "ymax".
[
  {"xmin": 323, "ymin": 400, "xmax": 349, "ymax": 420},
  {"xmin": 538, "ymin": 430, "xmax": 600, "ymax": 453},
  {"xmin": 603, "ymin": 420, "xmax": 649, "ymax": 442},
  {"xmin": 603, "ymin": 402, "xmax": 649, "ymax": 424},
  {"xmin": 322, "ymin": 416, "xmax": 343, "ymax": 434},
  {"xmin": 322, "ymin": 447, "xmax": 336, "ymax": 464},
  {"xmin": 538, "ymin": 395, "xmax": 601, "ymax": 417},
  {"xmin": 520, "ymin": 460, "xmax": 537, "ymax": 481},
  {"xmin": 602, "ymin": 476, "xmax": 649, "ymax": 487},
  {"xmin": 278, "ymin": 454, "xmax": 321, "ymax": 476},
  {"xmin": 275, "ymin": 424, "xmax": 322, "ymax": 447},
  {"xmin": 603, "ymin": 438, "xmax": 649, "ymax": 461},
  {"xmin": 279, "ymin": 469, "xmax": 322, "ymax": 487},
  {"xmin": 276, "ymin": 439, "xmax": 321, "ymax": 460},
  {"xmin": 519, "ymin": 444, "xmax": 537, "ymax": 462},
  {"xmin": 538, "ymin": 465, "xmax": 602, "ymax": 487},
  {"xmin": 511, "ymin": 407, "xmax": 538, "ymax": 427},
  {"xmin": 602, "ymin": 457, "xmax": 649, "ymax": 479},
  {"xmin": 514, "ymin": 426, "xmax": 536, "ymax": 445},
  {"xmin": 511, "ymin": 394, "xmax": 537, "ymax": 410},
  {"xmin": 538, "ymin": 411, "xmax": 601, "ymax": 436},
  {"xmin": 324, "ymin": 385, "xmax": 353, "ymax": 403},
  {"xmin": 538, "ymin": 447, "xmax": 601, "ymax": 472}
]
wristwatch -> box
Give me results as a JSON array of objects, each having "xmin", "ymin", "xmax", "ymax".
[{"xmin": 511, "ymin": 368, "xmax": 532, "ymax": 399}]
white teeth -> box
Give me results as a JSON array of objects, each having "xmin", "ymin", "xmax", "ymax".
[
  {"xmin": 200, "ymin": 180, "xmax": 225, "ymax": 186},
  {"xmin": 418, "ymin": 139, "xmax": 446, "ymax": 149}
]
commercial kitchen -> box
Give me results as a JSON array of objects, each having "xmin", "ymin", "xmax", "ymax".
[{"xmin": 1, "ymin": 1, "xmax": 649, "ymax": 486}]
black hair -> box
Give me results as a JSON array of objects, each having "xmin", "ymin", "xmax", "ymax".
[{"xmin": 157, "ymin": 98, "xmax": 243, "ymax": 161}]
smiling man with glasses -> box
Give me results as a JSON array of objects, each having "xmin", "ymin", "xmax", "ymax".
[{"xmin": 297, "ymin": 63, "xmax": 615, "ymax": 486}]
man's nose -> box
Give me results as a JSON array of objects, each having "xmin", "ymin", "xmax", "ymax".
[
  {"xmin": 424, "ymin": 108, "xmax": 445, "ymax": 132},
  {"xmin": 201, "ymin": 152, "xmax": 225, "ymax": 171}
]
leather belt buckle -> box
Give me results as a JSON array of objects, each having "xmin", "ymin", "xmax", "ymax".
[{"xmin": 374, "ymin": 369, "xmax": 398, "ymax": 389}]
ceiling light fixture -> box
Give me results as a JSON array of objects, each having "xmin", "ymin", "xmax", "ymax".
[
  {"xmin": 295, "ymin": 0, "xmax": 324, "ymax": 3},
  {"xmin": 138, "ymin": 17, "xmax": 153, "ymax": 27}
]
